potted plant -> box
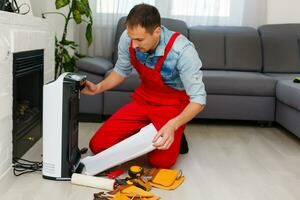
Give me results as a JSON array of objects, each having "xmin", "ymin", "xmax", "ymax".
[{"xmin": 43, "ymin": 0, "xmax": 93, "ymax": 79}]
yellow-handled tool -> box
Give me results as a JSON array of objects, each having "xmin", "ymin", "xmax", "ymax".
[
  {"xmin": 128, "ymin": 165, "xmax": 144, "ymax": 178},
  {"xmin": 127, "ymin": 165, "xmax": 152, "ymax": 191}
]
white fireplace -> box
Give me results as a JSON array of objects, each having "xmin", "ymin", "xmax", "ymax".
[{"xmin": 0, "ymin": 10, "xmax": 54, "ymax": 179}]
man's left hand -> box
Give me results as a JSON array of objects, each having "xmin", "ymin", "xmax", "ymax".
[{"xmin": 152, "ymin": 121, "xmax": 177, "ymax": 150}]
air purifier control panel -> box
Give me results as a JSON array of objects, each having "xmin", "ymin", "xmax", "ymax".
[{"xmin": 64, "ymin": 73, "xmax": 87, "ymax": 91}]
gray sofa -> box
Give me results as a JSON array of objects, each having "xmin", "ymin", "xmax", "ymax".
[
  {"xmin": 77, "ymin": 17, "xmax": 300, "ymax": 138},
  {"xmin": 258, "ymin": 24, "xmax": 300, "ymax": 137}
]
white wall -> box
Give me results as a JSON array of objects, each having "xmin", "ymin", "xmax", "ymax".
[
  {"xmin": 267, "ymin": 0, "xmax": 300, "ymax": 24},
  {"xmin": 30, "ymin": 0, "xmax": 74, "ymax": 40}
]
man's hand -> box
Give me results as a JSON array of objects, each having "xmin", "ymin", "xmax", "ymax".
[
  {"xmin": 81, "ymin": 71, "xmax": 126, "ymax": 96},
  {"xmin": 81, "ymin": 80, "xmax": 98, "ymax": 95},
  {"xmin": 152, "ymin": 121, "xmax": 177, "ymax": 150},
  {"xmin": 151, "ymin": 103, "xmax": 204, "ymax": 150}
]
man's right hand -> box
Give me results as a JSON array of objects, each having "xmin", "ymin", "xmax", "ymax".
[
  {"xmin": 81, "ymin": 80, "xmax": 98, "ymax": 95},
  {"xmin": 81, "ymin": 71, "xmax": 126, "ymax": 96}
]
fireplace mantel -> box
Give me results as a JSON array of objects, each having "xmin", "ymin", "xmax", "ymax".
[{"xmin": 0, "ymin": 11, "xmax": 55, "ymax": 179}]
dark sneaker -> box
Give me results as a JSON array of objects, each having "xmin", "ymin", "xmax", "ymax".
[{"xmin": 180, "ymin": 133, "xmax": 189, "ymax": 154}]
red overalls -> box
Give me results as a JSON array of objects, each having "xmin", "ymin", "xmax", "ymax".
[{"xmin": 89, "ymin": 32, "xmax": 190, "ymax": 168}]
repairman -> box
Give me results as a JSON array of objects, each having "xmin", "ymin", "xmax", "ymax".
[{"xmin": 82, "ymin": 3, "xmax": 206, "ymax": 168}]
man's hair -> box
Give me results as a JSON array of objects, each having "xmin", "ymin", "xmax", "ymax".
[{"xmin": 126, "ymin": 4, "xmax": 161, "ymax": 33}]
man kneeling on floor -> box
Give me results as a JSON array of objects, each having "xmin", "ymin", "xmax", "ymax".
[{"xmin": 81, "ymin": 3, "xmax": 206, "ymax": 168}]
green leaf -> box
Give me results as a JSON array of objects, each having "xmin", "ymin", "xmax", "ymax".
[
  {"xmin": 81, "ymin": 0, "xmax": 91, "ymax": 17},
  {"xmin": 73, "ymin": 9, "xmax": 82, "ymax": 24},
  {"xmin": 70, "ymin": 43, "xmax": 79, "ymax": 48},
  {"xmin": 62, "ymin": 48, "xmax": 71, "ymax": 63},
  {"xmin": 86, "ymin": 23, "xmax": 93, "ymax": 46},
  {"xmin": 74, "ymin": 0, "xmax": 86, "ymax": 14},
  {"xmin": 89, "ymin": 14, "xmax": 93, "ymax": 24},
  {"xmin": 70, "ymin": 46, "xmax": 77, "ymax": 50},
  {"xmin": 61, "ymin": 39, "xmax": 77, "ymax": 46},
  {"xmin": 55, "ymin": 0, "xmax": 70, "ymax": 9},
  {"xmin": 63, "ymin": 57, "xmax": 76, "ymax": 72},
  {"xmin": 81, "ymin": 0, "xmax": 88, "ymax": 6}
]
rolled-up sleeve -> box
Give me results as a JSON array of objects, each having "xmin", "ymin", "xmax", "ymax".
[
  {"xmin": 113, "ymin": 31, "xmax": 132, "ymax": 77},
  {"xmin": 177, "ymin": 44, "xmax": 207, "ymax": 105}
]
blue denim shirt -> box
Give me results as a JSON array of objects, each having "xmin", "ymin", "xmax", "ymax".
[{"xmin": 114, "ymin": 26, "xmax": 206, "ymax": 105}]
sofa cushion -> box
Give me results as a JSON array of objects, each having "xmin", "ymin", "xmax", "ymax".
[
  {"xmin": 225, "ymin": 27, "xmax": 262, "ymax": 72},
  {"xmin": 76, "ymin": 57, "xmax": 113, "ymax": 76},
  {"xmin": 276, "ymin": 80, "xmax": 300, "ymax": 111},
  {"xmin": 189, "ymin": 26, "xmax": 225, "ymax": 69},
  {"xmin": 189, "ymin": 26, "xmax": 262, "ymax": 72},
  {"xmin": 113, "ymin": 17, "xmax": 188, "ymax": 64},
  {"xmin": 258, "ymin": 24, "xmax": 300, "ymax": 73},
  {"xmin": 203, "ymin": 70, "xmax": 276, "ymax": 96},
  {"xmin": 265, "ymin": 73, "xmax": 300, "ymax": 80}
]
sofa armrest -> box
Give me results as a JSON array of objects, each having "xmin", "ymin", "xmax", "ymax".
[{"xmin": 76, "ymin": 56, "xmax": 114, "ymax": 76}]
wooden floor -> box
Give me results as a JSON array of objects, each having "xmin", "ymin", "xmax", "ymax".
[{"xmin": 1, "ymin": 121, "xmax": 300, "ymax": 200}]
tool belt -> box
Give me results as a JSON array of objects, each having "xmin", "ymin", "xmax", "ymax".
[{"xmin": 94, "ymin": 166, "xmax": 184, "ymax": 200}]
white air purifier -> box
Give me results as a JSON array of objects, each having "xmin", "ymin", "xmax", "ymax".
[
  {"xmin": 42, "ymin": 72, "xmax": 86, "ymax": 180},
  {"xmin": 42, "ymin": 73, "xmax": 159, "ymax": 179}
]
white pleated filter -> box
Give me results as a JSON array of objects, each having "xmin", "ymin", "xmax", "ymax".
[{"xmin": 80, "ymin": 123, "xmax": 160, "ymax": 176}]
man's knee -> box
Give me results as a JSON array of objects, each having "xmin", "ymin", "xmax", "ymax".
[
  {"xmin": 89, "ymin": 126, "xmax": 113, "ymax": 154},
  {"xmin": 89, "ymin": 136, "xmax": 106, "ymax": 154}
]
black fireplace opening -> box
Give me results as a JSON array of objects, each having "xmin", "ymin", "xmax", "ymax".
[{"xmin": 13, "ymin": 49, "xmax": 44, "ymax": 159}]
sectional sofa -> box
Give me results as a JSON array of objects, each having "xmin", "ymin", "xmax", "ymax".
[{"xmin": 77, "ymin": 17, "xmax": 300, "ymax": 138}]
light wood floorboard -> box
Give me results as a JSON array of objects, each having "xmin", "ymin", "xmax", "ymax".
[{"xmin": 1, "ymin": 122, "xmax": 300, "ymax": 200}]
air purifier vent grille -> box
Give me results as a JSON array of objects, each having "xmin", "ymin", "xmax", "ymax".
[{"xmin": 43, "ymin": 162, "xmax": 55, "ymax": 174}]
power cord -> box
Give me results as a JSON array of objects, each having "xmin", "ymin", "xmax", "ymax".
[{"xmin": 12, "ymin": 157, "xmax": 42, "ymax": 176}]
